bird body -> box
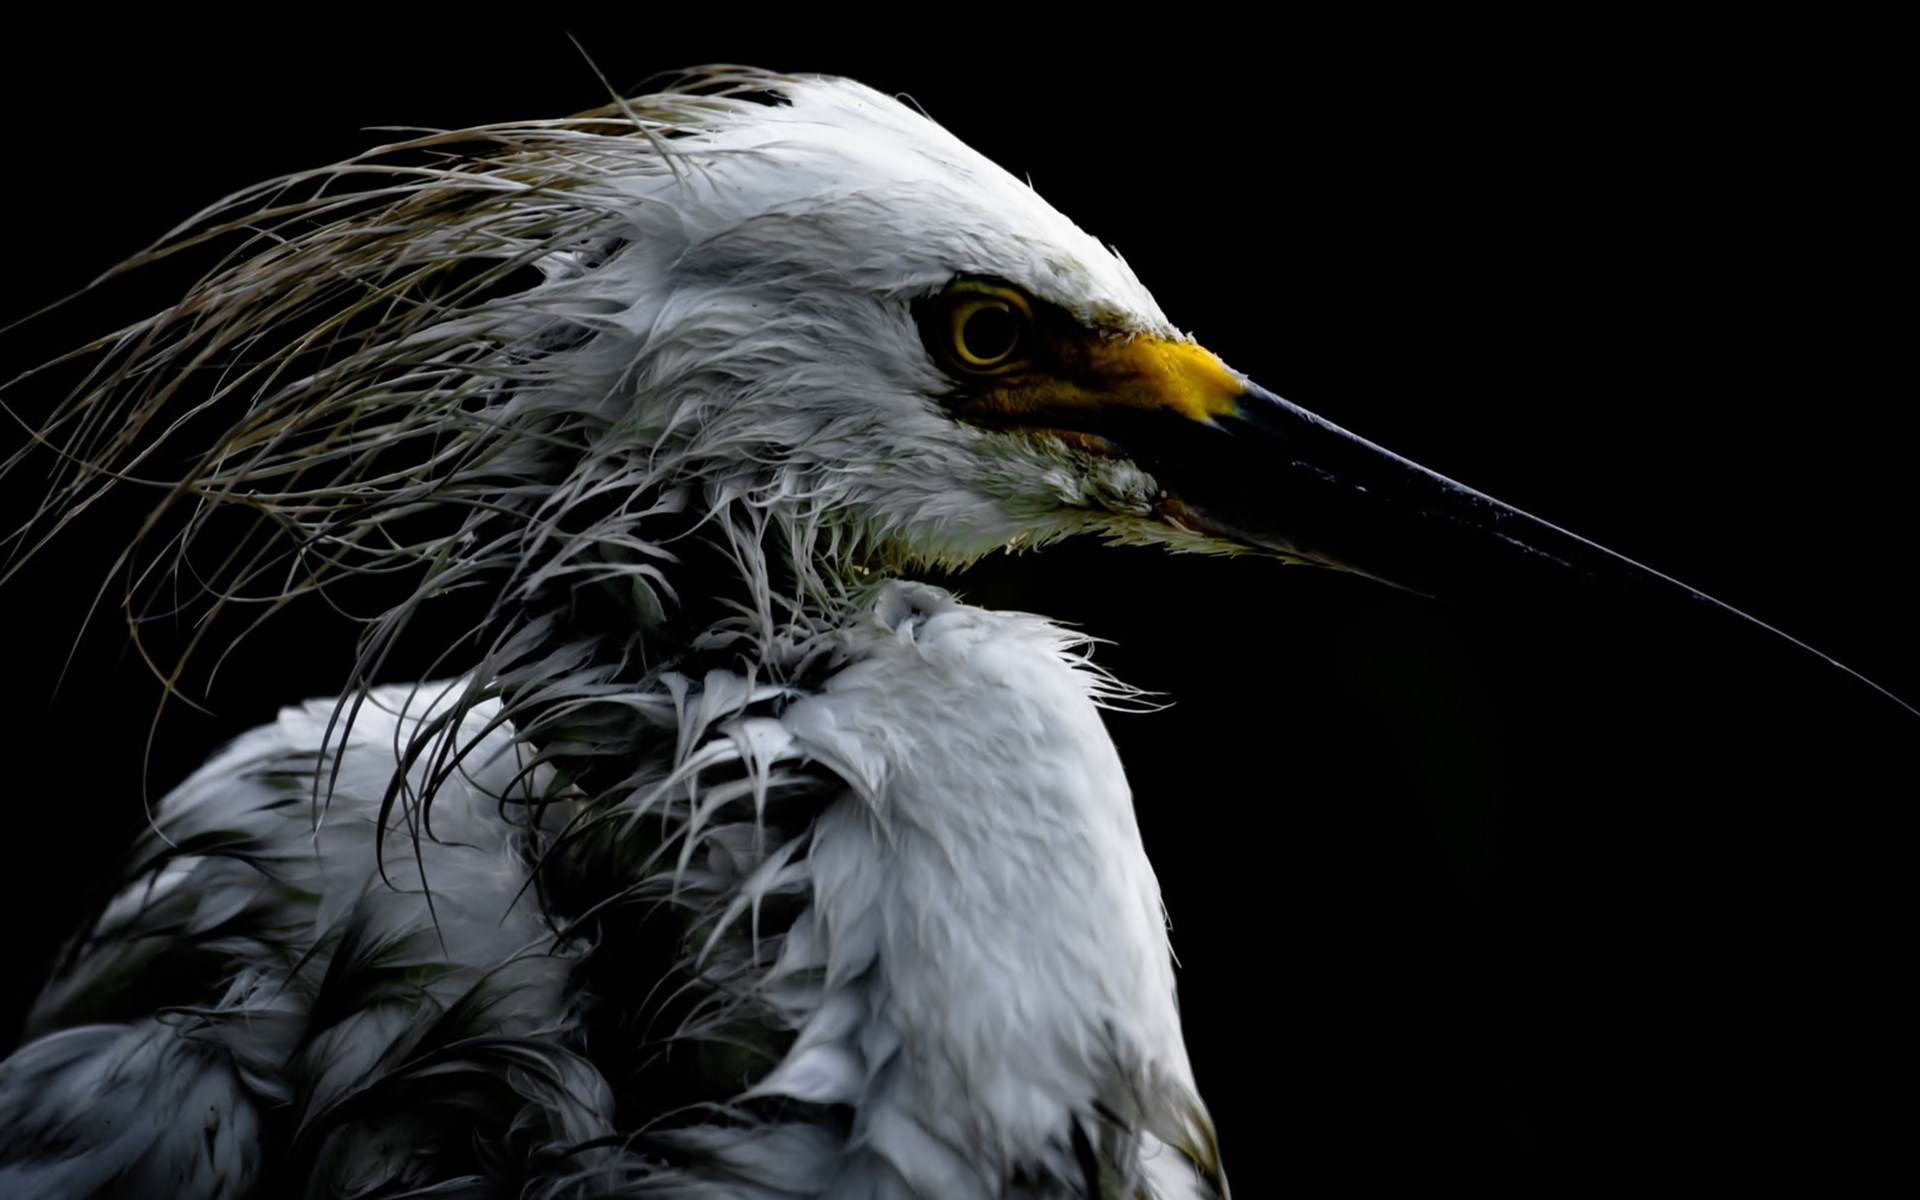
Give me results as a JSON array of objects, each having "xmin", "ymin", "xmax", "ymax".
[
  {"xmin": 1, "ymin": 682, "xmax": 572, "ymax": 1198},
  {"xmin": 0, "ymin": 60, "xmax": 1908, "ymax": 1197},
  {"xmin": 0, "ymin": 71, "xmax": 1242, "ymax": 1197},
  {"xmin": 1, "ymin": 583, "xmax": 1215, "ymax": 1197}
]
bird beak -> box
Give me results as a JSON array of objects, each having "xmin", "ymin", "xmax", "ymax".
[
  {"xmin": 1113, "ymin": 370, "xmax": 1920, "ymax": 710},
  {"xmin": 1111, "ymin": 375, "xmax": 1640, "ymax": 605},
  {"xmin": 963, "ymin": 332, "xmax": 1906, "ymax": 712},
  {"xmin": 1071, "ymin": 354, "xmax": 1808, "ymax": 642},
  {"xmin": 977, "ymin": 333, "xmax": 1698, "ymax": 608},
  {"xmin": 1092, "ymin": 364, "xmax": 1907, "ymax": 714}
]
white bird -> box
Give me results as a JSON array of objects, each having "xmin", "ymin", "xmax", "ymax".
[{"xmin": 0, "ymin": 66, "xmax": 1907, "ymax": 1198}]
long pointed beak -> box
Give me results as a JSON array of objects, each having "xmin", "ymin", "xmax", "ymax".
[
  {"xmin": 1109, "ymin": 377, "xmax": 1917, "ymax": 718},
  {"xmin": 1129, "ymin": 379, "xmax": 1642, "ymax": 599}
]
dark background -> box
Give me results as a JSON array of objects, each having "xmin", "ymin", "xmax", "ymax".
[{"xmin": 2, "ymin": 17, "xmax": 1909, "ymax": 1190}]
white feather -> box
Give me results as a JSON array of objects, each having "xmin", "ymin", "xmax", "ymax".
[{"xmin": 0, "ymin": 71, "xmax": 1226, "ymax": 1197}]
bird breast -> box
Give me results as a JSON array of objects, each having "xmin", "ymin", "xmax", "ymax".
[
  {"xmin": 1, "ymin": 582, "xmax": 1208, "ymax": 1198},
  {"xmin": 757, "ymin": 582, "xmax": 1198, "ymax": 1183}
]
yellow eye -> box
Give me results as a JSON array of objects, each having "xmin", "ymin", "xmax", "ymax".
[{"xmin": 942, "ymin": 284, "xmax": 1034, "ymax": 372}]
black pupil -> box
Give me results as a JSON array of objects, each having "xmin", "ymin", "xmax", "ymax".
[{"xmin": 961, "ymin": 302, "xmax": 1019, "ymax": 362}]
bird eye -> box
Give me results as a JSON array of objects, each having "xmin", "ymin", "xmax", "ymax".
[
  {"xmin": 930, "ymin": 282, "xmax": 1035, "ymax": 374},
  {"xmin": 951, "ymin": 297, "xmax": 1022, "ymax": 366}
]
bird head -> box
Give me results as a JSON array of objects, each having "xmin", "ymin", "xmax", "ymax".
[
  {"xmin": 16, "ymin": 68, "xmax": 1904, "ymax": 714},
  {"xmin": 12, "ymin": 72, "xmax": 1250, "ymax": 648},
  {"xmin": 503, "ymin": 71, "xmax": 1201, "ymax": 573}
]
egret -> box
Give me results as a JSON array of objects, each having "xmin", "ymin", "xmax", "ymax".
[{"xmin": 0, "ymin": 63, "xmax": 1908, "ymax": 1196}]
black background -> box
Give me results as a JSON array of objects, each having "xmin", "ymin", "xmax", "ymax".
[{"xmin": 1, "ymin": 16, "xmax": 1910, "ymax": 1190}]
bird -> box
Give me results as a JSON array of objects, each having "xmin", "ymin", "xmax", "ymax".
[{"xmin": 0, "ymin": 56, "xmax": 1909, "ymax": 1197}]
